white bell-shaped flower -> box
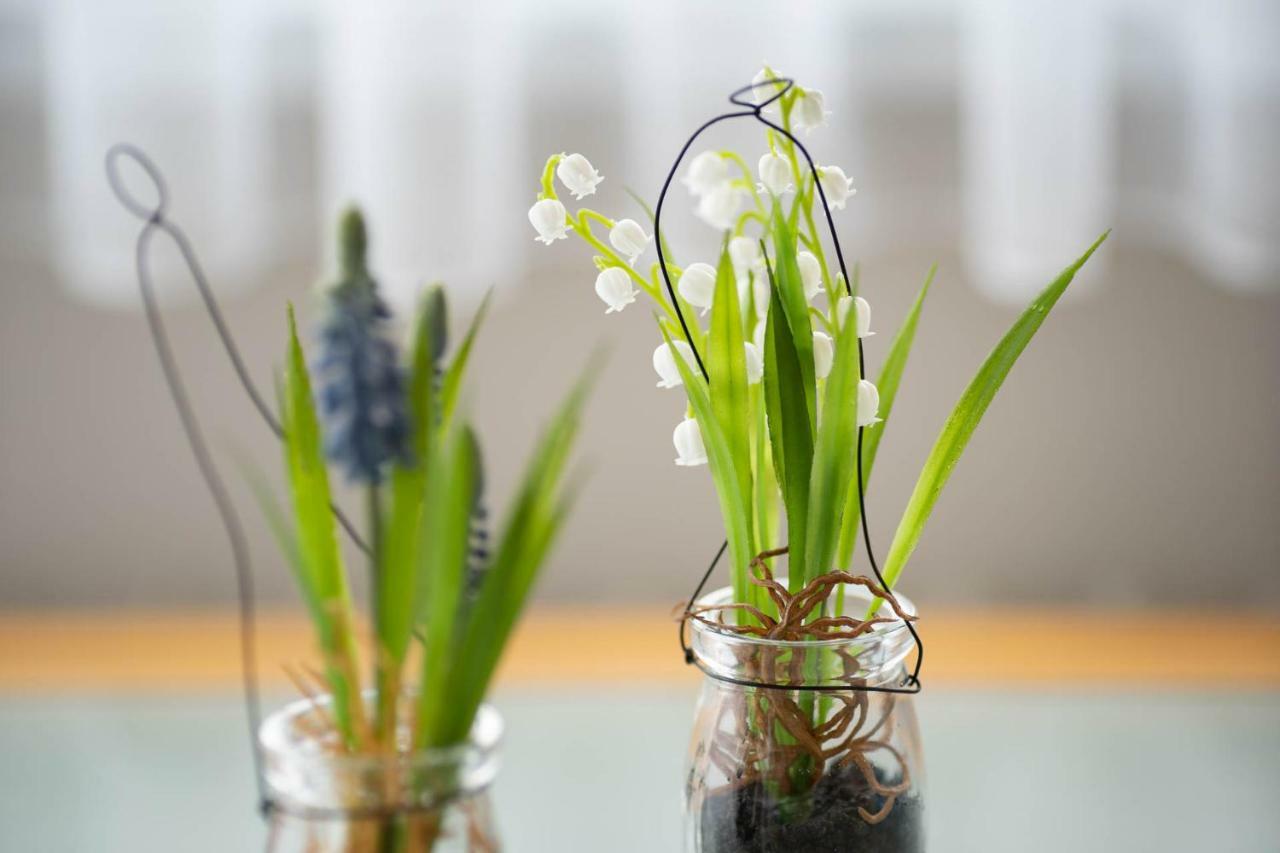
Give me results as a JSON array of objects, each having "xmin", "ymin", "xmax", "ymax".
[
  {"xmin": 743, "ymin": 342, "xmax": 764, "ymax": 384},
  {"xmin": 728, "ymin": 236, "xmax": 762, "ymax": 277},
  {"xmin": 695, "ymin": 183, "xmax": 742, "ymax": 231},
  {"xmin": 798, "ymin": 251, "xmax": 823, "ymax": 301},
  {"xmin": 673, "ymin": 417, "xmax": 708, "ymax": 467},
  {"xmin": 653, "ymin": 340, "xmax": 696, "ymax": 388},
  {"xmin": 793, "ymin": 89, "xmax": 830, "ymax": 132},
  {"xmin": 609, "ymin": 218, "xmax": 649, "ymax": 262},
  {"xmin": 758, "ymin": 152, "xmax": 792, "ymax": 196},
  {"xmin": 857, "ymin": 379, "xmax": 882, "ymax": 426},
  {"xmin": 812, "ymin": 331, "xmax": 834, "ymax": 379},
  {"xmin": 678, "ymin": 262, "xmax": 717, "ymax": 311},
  {"xmin": 528, "ymin": 198, "xmax": 569, "ymax": 245},
  {"xmin": 817, "ymin": 165, "xmax": 856, "ymax": 211},
  {"xmin": 683, "ymin": 151, "xmax": 730, "ymax": 196},
  {"xmin": 837, "ymin": 295, "xmax": 874, "ymax": 338},
  {"xmin": 594, "ymin": 267, "xmax": 637, "ymax": 314},
  {"xmin": 556, "ymin": 153, "xmax": 602, "ymax": 200},
  {"xmin": 752, "ymin": 66, "xmax": 784, "ymax": 109}
]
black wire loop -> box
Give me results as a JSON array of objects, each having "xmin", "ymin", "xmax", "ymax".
[
  {"xmin": 662, "ymin": 79, "xmax": 924, "ymax": 695},
  {"xmin": 105, "ymin": 144, "xmax": 373, "ymax": 818}
]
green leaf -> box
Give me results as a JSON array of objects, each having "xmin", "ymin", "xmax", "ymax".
[
  {"xmin": 423, "ymin": 366, "xmax": 597, "ymax": 748},
  {"xmin": 707, "ymin": 236, "xmax": 754, "ymax": 597},
  {"xmin": 441, "ymin": 288, "xmax": 492, "ymax": 424},
  {"xmin": 662, "ymin": 325, "xmax": 755, "ymax": 606},
  {"xmin": 804, "ymin": 296, "xmax": 863, "ymax": 590},
  {"xmin": 282, "ymin": 304, "xmax": 362, "ymax": 747},
  {"xmin": 769, "ymin": 203, "xmax": 817, "ymax": 429},
  {"xmin": 836, "ymin": 265, "xmax": 936, "ymax": 571},
  {"xmin": 415, "ymin": 420, "xmax": 478, "ymax": 744},
  {"xmin": 763, "ymin": 283, "xmax": 814, "ymax": 592},
  {"xmin": 871, "ymin": 233, "xmax": 1109, "ymax": 612}
]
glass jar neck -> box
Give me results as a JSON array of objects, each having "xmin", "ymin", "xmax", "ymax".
[
  {"xmin": 689, "ymin": 581, "xmax": 918, "ymax": 689},
  {"xmin": 259, "ymin": 693, "xmax": 503, "ymax": 817}
]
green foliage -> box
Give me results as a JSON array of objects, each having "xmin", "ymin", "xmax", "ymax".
[
  {"xmin": 281, "ymin": 304, "xmax": 363, "ymax": 747},
  {"xmin": 661, "ymin": 324, "xmax": 754, "ymax": 610},
  {"xmin": 763, "ymin": 274, "xmax": 814, "ymax": 593},
  {"xmin": 707, "ymin": 238, "xmax": 754, "ymax": 599},
  {"xmin": 835, "ymin": 266, "xmax": 935, "ymax": 572},
  {"xmin": 869, "ymin": 233, "xmax": 1109, "ymax": 614}
]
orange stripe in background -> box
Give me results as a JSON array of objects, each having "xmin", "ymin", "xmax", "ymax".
[{"xmin": 0, "ymin": 607, "xmax": 1277, "ymax": 692}]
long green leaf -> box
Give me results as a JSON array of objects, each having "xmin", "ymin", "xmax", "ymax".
[
  {"xmin": 441, "ymin": 288, "xmax": 492, "ymax": 424},
  {"xmin": 769, "ymin": 203, "xmax": 816, "ymax": 428},
  {"xmin": 426, "ymin": 366, "xmax": 596, "ymax": 747},
  {"xmin": 707, "ymin": 237, "xmax": 753, "ymax": 596},
  {"xmin": 763, "ymin": 284, "xmax": 814, "ymax": 591},
  {"xmin": 662, "ymin": 325, "xmax": 754, "ymax": 605},
  {"xmin": 415, "ymin": 420, "xmax": 477, "ymax": 744},
  {"xmin": 871, "ymin": 233, "xmax": 1109, "ymax": 612},
  {"xmin": 282, "ymin": 304, "xmax": 362, "ymax": 747},
  {"xmin": 804, "ymin": 297, "xmax": 863, "ymax": 587},
  {"xmin": 836, "ymin": 265, "xmax": 936, "ymax": 571},
  {"xmin": 380, "ymin": 286, "xmax": 446, "ymax": 681}
]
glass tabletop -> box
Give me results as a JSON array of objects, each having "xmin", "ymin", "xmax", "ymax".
[{"xmin": 1, "ymin": 688, "xmax": 1277, "ymax": 851}]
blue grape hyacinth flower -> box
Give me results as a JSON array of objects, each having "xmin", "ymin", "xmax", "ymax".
[{"xmin": 315, "ymin": 208, "xmax": 411, "ymax": 484}]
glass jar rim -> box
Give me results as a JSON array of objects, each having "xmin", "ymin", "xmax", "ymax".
[
  {"xmin": 259, "ymin": 691, "xmax": 504, "ymax": 813},
  {"xmin": 690, "ymin": 579, "xmax": 918, "ymax": 650}
]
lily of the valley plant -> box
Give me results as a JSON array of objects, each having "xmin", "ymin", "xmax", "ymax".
[
  {"xmin": 263, "ymin": 208, "xmax": 591, "ymax": 756},
  {"xmin": 529, "ymin": 67, "xmax": 1106, "ymax": 624}
]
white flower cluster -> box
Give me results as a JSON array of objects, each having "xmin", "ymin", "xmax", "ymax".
[{"xmin": 528, "ymin": 69, "xmax": 878, "ymax": 469}]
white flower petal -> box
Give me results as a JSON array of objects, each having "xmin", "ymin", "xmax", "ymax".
[
  {"xmin": 817, "ymin": 164, "xmax": 856, "ymax": 211},
  {"xmin": 857, "ymin": 379, "xmax": 882, "ymax": 427},
  {"xmin": 812, "ymin": 331, "xmax": 834, "ymax": 379},
  {"xmin": 757, "ymin": 152, "xmax": 792, "ymax": 196},
  {"xmin": 798, "ymin": 251, "xmax": 823, "ymax": 301},
  {"xmin": 695, "ymin": 183, "xmax": 743, "ymax": 231},
  {"xmin": 653, "ymin": 340, "xmax": 695, "ymax": 388},
  {"xmin": 682, "ymin": 151, "xmax": 730, "ymax": 196},
  {"xmin": 609, "ymin": 218, "xmax": 649, "ymax": 261},
  {"xmin": 673, "ymin": 417, "xmax": 708, "ymax": 467},
  {"xmin": 837, "ymin": 295, "xmax": 874, "ymax": 338},
  {"xmin": 678, "ymin": 262, "xmax": 717, "ymax": 310},
  {"xmin": 793, "ymin": 89, "xmax": 830, "ymax": 132},
  {"xmin": 528, "ymin": 198, "xmax": 569, "ymax": 245},
  {"xmin": 556, "ymin": 153, "xmax": 603, "ymax": 200},
  {"xmin": 594, "ymin": 267, "xmax": 637, "ymax": 314}
]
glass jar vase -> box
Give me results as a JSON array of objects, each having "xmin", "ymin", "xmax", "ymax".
[
  {"xmin": 259, "ymin": 693, "xmax": 503, "ymax": 852},
  {"xmin": 684, "ymin": 582, "xmax": 925, "ymax": 853}
]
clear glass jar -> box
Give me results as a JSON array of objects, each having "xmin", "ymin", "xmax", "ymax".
[
  {"xmin": 260, "ymin": 693, "xmax": 503, "ymax": 852},
  {"xmin": 684, "ymin": 582, "xmax": 925, "ymax": 853}
]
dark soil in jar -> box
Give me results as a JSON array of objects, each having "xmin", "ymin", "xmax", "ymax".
[{"xmin": 698, "ymin": 763, "xmax": 923, "ymax": 853}]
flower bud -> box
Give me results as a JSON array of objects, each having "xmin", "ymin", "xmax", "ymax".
[
  {"xmin": 817, "ymin": 165, "xmax": 856, "ymax": 211},
  {"xmin": 837, "ymin": 294, "xmax": 874, "ymax": 338},
  {"xmin": 758, "ymin": 152, "xmax": 792, "ymax": 196},
  {"xmin": 528, "ymin": 198, "xmax": 569, "ymax": 245},
  {"xmin": 673, "ymin": 417, "xmax": 708, "ymax": 467},
  {"xmin": 798, "ymin": 251, "xmax": 823, "ymax": 300},
  {"xmin": 653, "ymin": 340, "xmax": 696, "ymax": 388},
  {"xmin": 695, "ymin": 183, "xmax": 742, "ymax": 231},
  {"xmin": 812, "ymin": 331, "xmax": 834, "ymax": 379},
  {"xmin": 857, "ymin": 379, "xmax": 882, "ymax": 426},
  {"xmin": 683, "ymin": 151, "xmax": 730, "ymax": 196},
  {"xmin": 609, "ymin": 218, "xmax": 649, "ymax": 262},
  {"xmin": 728, "ymin": 236, "xmax": 762, "ymax": 277},
  {"xmin": 793, "ymin": 89, "xmax": 830, "ymax": 132},
  {"xmin": 556, "ymin": 153, "xmax": 602, "ymax": 200},
  {"xmin": 594, "ymin": 267, "xmax": 637, "ymax": 314},
  {"xmin": 743, "ymin": 341, "xmax": 763, "ymax": 384},
  {"xmin": 678, "ymin": 262, "xmax": 717, "ymax": 311}
]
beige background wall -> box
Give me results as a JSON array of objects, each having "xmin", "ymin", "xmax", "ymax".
[{"xmin": 1, "ymin": 0, "xmax": 1277, "ymax": 610}]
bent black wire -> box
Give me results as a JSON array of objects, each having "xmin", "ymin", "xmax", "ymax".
[
  {"xmin": 661, "ymin": 79, "xmax": 923, "ymax": 695},
  {"xmin": 106, "ymin": 143, "xmax": 365, "ymax": 816}
]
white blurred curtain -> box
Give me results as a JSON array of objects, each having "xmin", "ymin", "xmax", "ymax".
[
  {"xmin": 44, "ymin": 0, "xmax": 275, "ymax": 307},
  {"xmin": 959, "ymin": 0, "xmax": 1115, "ymax": 302},
  {"xmin": 317, "ymin": 1, "xmax": 525, "ymax": 315}
]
